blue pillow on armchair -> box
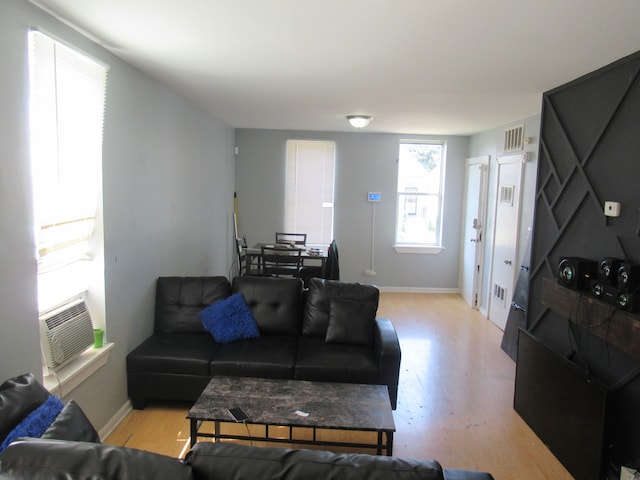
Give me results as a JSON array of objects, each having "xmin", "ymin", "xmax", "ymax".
[{"xmin": 200, "ymin": 293, "xmax": 260, "ymax": 343}]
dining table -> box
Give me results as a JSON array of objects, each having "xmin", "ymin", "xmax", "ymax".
[{"xmin": 244, "ymin": 243, "xmax": 328, "ymax": 275}]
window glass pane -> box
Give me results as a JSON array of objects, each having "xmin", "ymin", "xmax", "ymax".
[
  {"xmin": 28, "ymin": 31, "xmax": 107, "ymax": 311},
  {"xmin": 396, "ymin": 142, "xmax": 444, "ymax": 246},
  {"xmin": 29, "ymin": 31, "xmax": 107, "ymax": 273}
]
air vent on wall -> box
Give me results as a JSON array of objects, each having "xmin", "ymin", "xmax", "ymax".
[
  {"xmin": 493, "ymin": 283, "xmax": 506, "ymax": 307},
  {"xmin": 504, "ymin": 124, "xmax": 524, "ymax": 152}
]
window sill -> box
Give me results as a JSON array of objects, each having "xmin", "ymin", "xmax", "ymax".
[
  {"xmin": 394, "ymin": 245, "xmax": 445, "ymax": 254},
  {"xmin": 43, "ymin": 343, "xmax": 114, "ymax": 396}
]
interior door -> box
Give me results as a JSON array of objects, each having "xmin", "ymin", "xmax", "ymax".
[
  {"xmin": 461, "ymin": 156, "xmax": 489, "ymax": 309},
  {"xmin": 488, "ymin": 153, "xmax": 525, "ymax": 330}
]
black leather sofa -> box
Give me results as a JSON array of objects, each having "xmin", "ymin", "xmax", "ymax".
[
  {"xmin": 0, "ymin": 439, "xmax": 495, "ymax": 480},
  {"xmin": 0, "ymin": 373, "xmax": 99, "ymax": 452},
  {"xmin": 127, "ymin": 275, "xmax": 402, "ymax": 409},
  {"xmin": 0, "ymin": 374, "xmax": 494, "ymax": 479}
]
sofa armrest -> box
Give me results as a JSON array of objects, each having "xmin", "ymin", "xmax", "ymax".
[{"xmin": 373, "ymin": 317, "xmax": 401, "ymax": 409}]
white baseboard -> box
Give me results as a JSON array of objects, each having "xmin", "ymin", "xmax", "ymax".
[
  {"xmin": 99, "ymin": 399, "xmax": 132, "ymax": 441},
  {"xmin": 378, "ymin": 286, "xmax": 460, "ymax": 294}
]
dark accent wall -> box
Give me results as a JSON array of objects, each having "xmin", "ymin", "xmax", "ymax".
[{"xmin": 528, "ymin": 50, "xmax": 640, "ymax": 469}]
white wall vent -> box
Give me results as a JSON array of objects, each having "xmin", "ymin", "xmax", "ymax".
[
  {"xmin": 503, "ymin": 124, "xmax": 524, "ymax": 152},
  {"xmin": 40, "ymin": 299, "xmax": 95, "ymax": 372},
  {"xmin": 493, "ymin": 283, "xmax": 507, "ymax": 307}
]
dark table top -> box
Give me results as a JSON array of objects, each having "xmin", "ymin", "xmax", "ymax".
[
  {"xmin": 246, "ymin": 243, "xmax": 327, "ymax": 258},
  {"xmin": 187, "ymin": 376, "xmax": 395, "ymax": 432}
]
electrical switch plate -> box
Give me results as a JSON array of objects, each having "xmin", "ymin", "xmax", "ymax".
[{"xmin": 604, "ymin": 201, "xmax": 621, "ymax": 217}]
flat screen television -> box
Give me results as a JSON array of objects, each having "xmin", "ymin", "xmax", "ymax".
[{"xmin": 514, "ymin": 329, "xmax": 609, "ymax": 480}]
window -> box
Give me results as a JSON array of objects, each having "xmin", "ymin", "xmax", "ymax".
[
  {"xmin": 395, "ymin": 142, "xmax": 445, "ymax": 251},
  {"xmin": 285, "ymin": 140, "xmax": 335, "ymax": 244},
  {"xmin": 28, "ymin": 31, "xmax": 108, "ymax": 312}
]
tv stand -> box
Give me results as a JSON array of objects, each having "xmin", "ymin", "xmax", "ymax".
[{"xmin": 541, "ymin": 278, "xmax": 640, "ymax": 360}]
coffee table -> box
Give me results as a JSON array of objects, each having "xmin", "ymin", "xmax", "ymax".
[{"xmin": 187, "ymin": 376, "xmax": 395, "ymax": 455}]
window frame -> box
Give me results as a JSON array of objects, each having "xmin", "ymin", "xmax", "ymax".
[{"xmin": 394, "ymin": 140, "xmax": 446, "ymax": 254}]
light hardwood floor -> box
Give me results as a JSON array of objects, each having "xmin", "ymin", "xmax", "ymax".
[{"xmin": 105, "ymin": 292, "xmax": 572, "ymax": 480}]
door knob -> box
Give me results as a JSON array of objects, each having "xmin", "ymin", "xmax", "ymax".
[{"xmin": 504, "ymin": 259, "xmax": 512, "ymax": 265}]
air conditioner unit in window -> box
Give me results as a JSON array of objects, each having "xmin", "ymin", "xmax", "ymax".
[{"xmin": 40, "ymin": 299, "xmax": 95, "ymax": 372}]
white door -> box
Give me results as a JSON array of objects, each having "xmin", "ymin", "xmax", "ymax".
[
  {"xmin": 461, "ymin": 156, "xmax": 489, "ymax": 309},
  {"xmin": 488, "ymin": 153, "xmax": 525, "ymax": 330}
]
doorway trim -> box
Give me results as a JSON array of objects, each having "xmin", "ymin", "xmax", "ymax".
[{"xmin": 460, "ymin": 155, "xmax": 489, "ymax": 310}]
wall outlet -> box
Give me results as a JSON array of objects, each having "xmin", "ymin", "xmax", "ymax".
[
  {"xmin": 364, "ymin": 269, "xmax": 377, "ymax": 276},
  {"xmin": 604, "ymin": 201, "xmax": 621, "ymax": 217}
]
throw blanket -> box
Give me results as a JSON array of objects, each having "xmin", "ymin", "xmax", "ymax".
[{"xmin": 0, "ymin": 395, "xmax": 64, "ymax": 454}]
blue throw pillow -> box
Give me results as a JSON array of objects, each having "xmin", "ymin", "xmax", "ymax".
[
  {"xmin": 200, "ymin": 293, "xmax": 260, "ymax": 343},
  {"xmin": 0, "ymin": 395, "xmax": 64, "ymax": 454}
]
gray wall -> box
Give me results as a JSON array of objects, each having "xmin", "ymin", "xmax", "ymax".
[
  {"xmin": 235, "ymin": 130, "xmax": 469, "ymax": 290},
  {"xmin": 1, "ymin": 0, "xmax": 235, "ymax": 432}
]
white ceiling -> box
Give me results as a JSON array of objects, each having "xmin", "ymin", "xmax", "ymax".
[{"xmin": 30, "ymin": 0, "xmax": 640, "ymax": 135}]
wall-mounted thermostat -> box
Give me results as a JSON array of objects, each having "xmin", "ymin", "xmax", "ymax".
[{"xmin": 368, "ymin": 192, "xmax": 381, "ymax": 202}]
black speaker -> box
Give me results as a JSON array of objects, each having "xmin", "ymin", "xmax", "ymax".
[
  {"xmin": 597, "ymin": 257, "xmax": 623, "ymax": 285},
  {"xmin": 590, "ymin": 281, "xmax": 619, "ymax": 306},
  {"xmin": 617, "ymin": 263, "xmax": 640, "ymax": 291},
  {"xmin": 616, "ymin": 290, "xmax": 640, "ymax": 313},
  {"xmin": 558, "ymin": 257, "xmax": 597, "ymax": 291}
]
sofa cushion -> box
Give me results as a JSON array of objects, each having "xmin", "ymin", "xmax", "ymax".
[
  {"xmin": 303, "ymin": 278, "xmax": 379, "ymax": 337},
  {"xmin": 155, "ymin": 276, "xmax": 231, "ymax": 333},
  {"xmin": 231, "ymin": 276, "xmax": 304, "ymax": 336},
  {"xmin": 126, "ymin": 333, "xmax": 218, "ymax": 376},
  {"xmin": 200, "ymin": 293, "xmax": 260, "ymax": 343},
  {"xmin": 0, "ymin": 373, "xmax": 50, "ymax": 444},
  {"xmin": 211, "ymin": 336, "xmax": 298, "ymax": 379},
  {"xmin": 326, "ymin": 297, "xmax": 377, "ymax": 346},
  {"xmin": 0, "ymin": 395, "xmax": 63, "ymax": 454},
  {"xmin": 0, "ymin": 438, "xmax": 193, "ymax": 480},
  {"xmin": 186, "ymin": 442, "xmax": 445, "ymax": 480},
  {"xmin": 295, "ymin": 336, "xmax": 379, "ymax": 384},
  {"xmin": 41, "ymin": 400, "xmax": 100, "ymax": 443}
]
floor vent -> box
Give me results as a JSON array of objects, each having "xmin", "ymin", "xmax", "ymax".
[{"xmin": 503, "ymin": 124, "xmax": 524, "ymax": 152}]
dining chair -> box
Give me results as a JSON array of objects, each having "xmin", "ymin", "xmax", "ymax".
[
  {"xmin": 235, "ymin": 236, "xmax": 248, "ymax": 275},
  {"xmin": 323, "ymin": 239, "xmax": 340, "ymax": 280},
  {"xmin": 275, "ymin": 232, "xmax": 307, "ymax": 246},
  {"xmin": 260, "ymin": 245, "xmax": 302, "ymax": 277}
]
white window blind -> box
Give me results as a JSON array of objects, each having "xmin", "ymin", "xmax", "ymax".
[
  {"xmin": 285, "ymin": 140, "xmax": 335, "ymax": 244},
  {"xmin": 28, "ymin": 31, "xmax": 107, "ymax": 274}
]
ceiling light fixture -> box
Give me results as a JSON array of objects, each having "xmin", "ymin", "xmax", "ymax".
[{"xmin": 346, "ymin": 115, "xmax": 374, "ymax": 128}]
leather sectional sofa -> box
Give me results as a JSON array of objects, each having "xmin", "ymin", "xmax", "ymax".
[
  {"xmin": 0, "ymin": 373, "xmax": 99, "ymax": 452},
  {"xmin": 126, "ymin": 275, "xmax": 402, "ymax": 409},
  {"xmin": 0, "ymin": 439, "xmax": 495, "ymax": 480},
  {"xmin": 0, "ymin": 374, "xmax": 494, "ymax": 479}
]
